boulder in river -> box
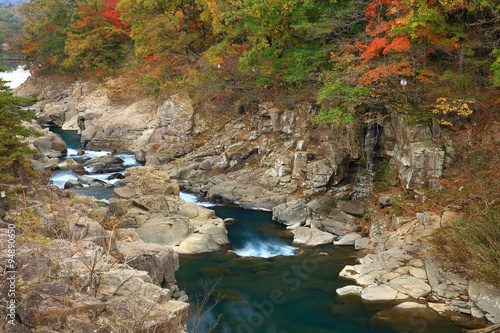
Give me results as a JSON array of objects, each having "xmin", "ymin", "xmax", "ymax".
[
  {"xmin": 83, "ymin": 155, "xmax": 124, "ymax": 174},
  {"xmin": 64, "ymin": 179, "xmax": 83, "ymax": 189},
  {"xmin": 109, "ymin": 166, "xmax": 229, "ymax": 254}
]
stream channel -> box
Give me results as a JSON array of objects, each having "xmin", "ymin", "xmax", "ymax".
[
  {"xmin": 2, "ymin": 64, "xmax": 462, "ymax": 333},
  {"xmin": 48, "ymin": 129, "xmax": 462, "ymax": 333}
]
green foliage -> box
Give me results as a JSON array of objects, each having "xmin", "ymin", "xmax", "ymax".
[
  {"xmin": 315, "ymin": 78, "xmax": 369, "ymax": 126},
  {"xmin": 63, "ymin": 0, "xmax": 131, "ymax": 74},
  {"xmin": 450, "ymin": 212, "xmax": 500, "ymax": 286},
  {"xmin": 206, "ymin": 0, "xmax": 335, "ymax": 87},
  {"xmin": 491, "ymin": 49, "xmax": 500, "ymax": 87},
  {"xmin": 15, "ymin": 0, "xmax": 500, "ymax": 115},
  {"xmin": 20, "ymin": 0, "xmax": 75, "ymax": 72},
  {"xmin": 0, "ymin": 5, "xmax": 24, "ymax": 46},
  {"xmin": 0, "ymin": 71, "xmax": 38, "ymax": 182}
]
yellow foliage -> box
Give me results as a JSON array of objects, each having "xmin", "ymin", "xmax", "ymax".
[
  {"xmin": 432, "ymin": 97, "xmax": 474, "ymax": 116},
  {"xmin": 431, "ymin": 97, "xmax": 474, "ymax": 126}
]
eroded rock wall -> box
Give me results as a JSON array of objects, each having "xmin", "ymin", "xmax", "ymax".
[{"xmin": 16, "ymin": 76, "xmax": 449, "ymax": 197}]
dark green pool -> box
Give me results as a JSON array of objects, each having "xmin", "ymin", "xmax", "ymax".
[{"xmin": 176, "ymin": 206, "xmax": 463, "ymax": 333}]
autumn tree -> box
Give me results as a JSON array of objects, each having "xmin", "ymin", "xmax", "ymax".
[
  {"xmin": 63, "ymin": 0, "xmax": 131, "ymax": 75},
  {"xmin": 20, "ymin": 0, "xmax": 75, "ymax": 72},
  {"xmin": 118, "ymin": 0, "xmax": 214, "ymax": 83},
  {"xmin": 202, "ymin": 0, "xmax": 339, "ymax": 87},
  {"xmin": 316, "ymin": 0, "xmax": 493, "ymax": 127}
]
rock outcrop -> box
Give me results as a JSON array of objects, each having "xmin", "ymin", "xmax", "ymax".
[
  {"xmin": 0, "ymin": 184, "xmax": 188, "ymax": 333},
  {"xmin": 109, "ymin": 166, "xmax": 229, "ymax": 254},
  {"xmin": 16, "ymin": 75, "xmax": 450, "ymax": 201},
  {"xmin": 336, "ymin": 206, "xmax": 498, "ymax": 327}
]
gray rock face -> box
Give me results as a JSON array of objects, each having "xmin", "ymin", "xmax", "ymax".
[
  {"xmin": 292, "ymin": 227, "xmax": 334, "ymax": 246},
  {"xmin": 156, "ymin": 93, "xmax": 194, "ymax": 140},
  {"xmin": 468, "ymin": 281, "xmax": 500, "ymax": 324},
  {"xmin": 109, "ymin": 166, "xmax": 228, "ymax": 254},
  {"xmin": 272, "ymin": 200, "xmax": 311, "ymax": 226},
  {"xmin": 390, "ymin": 114, "xmax": 445, "ymax": 189}
]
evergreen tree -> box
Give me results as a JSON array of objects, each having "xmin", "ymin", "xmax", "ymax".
[{"xmin": 0, "ymin": 69, "xmax": 37, "ymax": 182}]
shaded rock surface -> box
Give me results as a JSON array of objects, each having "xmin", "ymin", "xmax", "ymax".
[{"xmin": 109, "ymin": 166, "xmax": 229, "ymax": 254}]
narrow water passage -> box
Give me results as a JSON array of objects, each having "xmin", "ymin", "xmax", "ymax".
[{"xmin": 47, "ymin": 127, "xmax": 141, "ymax": 199}]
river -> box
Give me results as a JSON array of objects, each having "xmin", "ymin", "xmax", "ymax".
[
  {"xmin": 0, "ymin": 60, "xmax": 31, "ymax": 89},
  {"xmin": 5, "ymin": 65, "xmax": 463, "ymax": 333}
]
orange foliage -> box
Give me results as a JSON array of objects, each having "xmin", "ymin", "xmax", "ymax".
[{"xmin": 383, "ymin": 36, "xmax": 410, "ymax": 54}]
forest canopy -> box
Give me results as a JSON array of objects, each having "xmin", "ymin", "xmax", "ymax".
[{"xmin": 14, "ymin": 0, "xmax": 500, "ymax": 125}]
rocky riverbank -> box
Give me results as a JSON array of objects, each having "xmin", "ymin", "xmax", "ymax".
[
  {"xmin": 0, "ymin": 183, "xmax": 189, "ymax": 332},
  {"xmin": 14, "ymin": 74, "xmax": 500, "ymax": 329}
]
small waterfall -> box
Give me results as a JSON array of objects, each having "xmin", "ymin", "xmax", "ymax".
[
  {"xmin": 354, "ymin": 119, "xmax": 379, "ymax": 200},
  {"xmin": 229, "ymin": 237, "xmax": 296, "ymax": 258},
  {"xmin": 179, "ymin": 192, "xmax": 218, "ymax": 207}
]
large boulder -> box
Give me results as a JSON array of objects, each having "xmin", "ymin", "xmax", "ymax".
[
  {"xmin": 136, "ymin": 215, "xmax": 192, "ymax": 246},
  {"xmin": 292, "ymin": 227, "xmax": 334, "ymax": 246},
  {"xmin": 32, "ymin": 130, "xmax": 67, "ymax": 158},
  {"xmin": 272, "ymin": 200, "xmax": 311, "ymax": 226},
  {"xmin": 116, "ymin": 240, "xmax": 179, "ymax": 286},
  {"xmin": 176, "ymin": 234, "xmax": 221, "ymax": 254},
  {"xmin": 387, "ymin": 275, "xmax": 432, "ymax": 299},
  {"xmin": 83, "ymin": 155, "xmax": 124, "ymax": 174},
  {"xmin": 57, "ymin": 158, "xmax": 85, "ymax": 171},
  {"xmin": 361, "ymin": 283, "xmax": 407, "ymax": 302},
  {"xmin": 318, "ymin": 209, "xmax": 360, "ymax": 236},
  {"xmin": 334, "ymin": 232, "xmax": 362, "ymax": 246},
  {"xmin": 38, "ymin": 103, "xmax": 66, "ymax": 126},
  {"xmin": 468, "ymin": 281, "xmax": 500, "ymax": 324}
]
